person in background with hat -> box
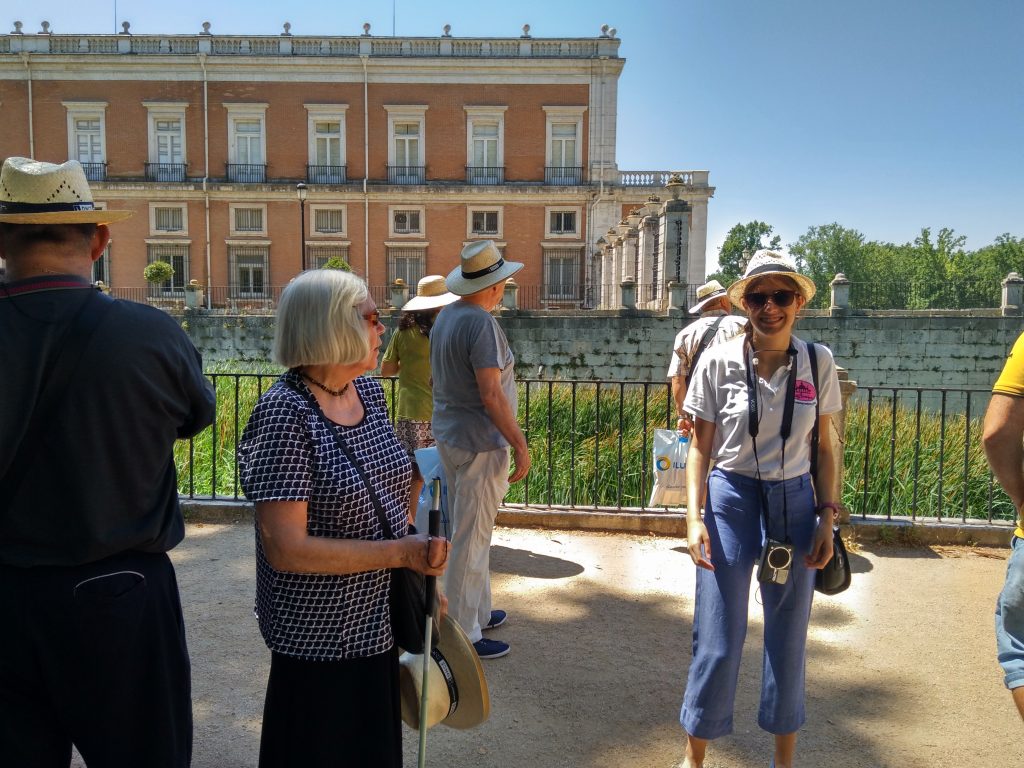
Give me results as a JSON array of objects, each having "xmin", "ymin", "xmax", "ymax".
[
  {"xmin": 667, "ymin": 279, "xmax": 746, "ymax": 437},
  {"xmin": 678, "ymin": 250, "xmax": 842, "ymax": 768},
  {"xmin": 0, "ymin": 157, "xmax": 215, "ymax": 766},
  {"xmin": 430, "ymin": 239, "xmax": 530, "ymax": 660},
  {"xmin": 381, "ymin": 274, "xmax": 458, "ymax": 519}
]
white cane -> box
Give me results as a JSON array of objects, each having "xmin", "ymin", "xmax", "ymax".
[{"xmin": 417, "ymin": 477, "xmax": 442, "ymax": 767}]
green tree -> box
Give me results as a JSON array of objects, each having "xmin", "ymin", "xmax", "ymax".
[
  {"xmin": 789, "ymin": 223, "xmax": 867, "ymax": 308},
  {"xmin": 710, "ymin": 221, "xmax": 781, "ymax": 284}
]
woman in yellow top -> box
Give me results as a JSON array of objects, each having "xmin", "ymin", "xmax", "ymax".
[{"xmin": 381, "ymin": 275, "xmax": 458, "ymax": 517}]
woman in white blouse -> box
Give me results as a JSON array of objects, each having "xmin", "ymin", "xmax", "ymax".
[{"xmin": 679, "ymin": 251, "xmax": 843, "ymax": 768}]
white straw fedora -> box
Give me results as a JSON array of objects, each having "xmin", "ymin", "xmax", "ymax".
[
  {"xmin": 0, "ymin": 157, "xmax": 132, "ymax": 224},
  {"xmin": 445, "ymin": 240, "xmax": 523, "ymax": 296},
  {"xmin": 401, "ymin": 274, "xmax": 459, "ymax": 313},
  {"xmin": 398, "ymin": 614, "xmax": 490, "ymax": 730},
  {"xmin": 689, "ymin": 279, "xmax": 728, "ymax": 315},
  {"xmin": 726, "ymin": 249, "xmax": 817, "ymax": 308}
]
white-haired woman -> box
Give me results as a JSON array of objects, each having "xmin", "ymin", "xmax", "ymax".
[
  {"xmin": 238, "ymin": 269, "xmax": 449, "ymax": 768},
  {"xmin": 679, "ymin": 251, "xmax": 842, "ymax": 768}
]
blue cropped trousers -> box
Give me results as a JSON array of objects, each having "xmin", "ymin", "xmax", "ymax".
[{"xmin": 680, "ymin": 468, "xmax": 817, "ymax": 740}]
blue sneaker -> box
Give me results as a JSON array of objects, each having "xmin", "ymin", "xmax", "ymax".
[
  {"xmin": 473, "ymin": 638, "xmax": 510, "ymax": 659},
  {"xmin": 484, "ymin": 609, "xmax": 507, "ymax": 630}
]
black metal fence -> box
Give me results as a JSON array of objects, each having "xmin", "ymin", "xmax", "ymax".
[{"xmin": 175, "ymin": 374, "xmax": 1015, "ymax": 526}]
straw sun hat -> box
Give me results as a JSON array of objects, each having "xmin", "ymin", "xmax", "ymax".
[
  {"xmin": 0, "ymin": 157, "xmax": 132, "ymax": 224},
  {"xmin": 445, "ymin": 240, "xmax": 523, "ymax": 296},
  {"xmin": 398, "ymin": 613, "xmax": 490, "ymax": 731},
  {"xmin": 401, "ymin": 274, "xmax": 459, "ymax": 313},
  {"xmin": 726, "ymin": 249, "xmax": 817, "ymax": 309},
  {"xmin": 689, "ymin": 279, "xmax": 729, "ymax": 315}
]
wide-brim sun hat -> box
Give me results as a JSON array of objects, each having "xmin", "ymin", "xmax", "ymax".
[
  {"xmin": 689, "ymin": 279, "xmax": 728, "ymax": 315},
  {"xmin": 398, "ymin": 613, "xmax": 490, "ymax": 730},
  {"xmin": 726, "ymin": 249, "xmax": 817, "ymax": 308},
  {"xmin": 0, "ymin": 157, "xmax": 133, "ymax": 224},
  {"xmin": 445, "ymin": 240, "xmax": 523, "ymax": 296},
  {"xmin": 401, "ymin": 274, "xmax": 459, "ymax": 312}
]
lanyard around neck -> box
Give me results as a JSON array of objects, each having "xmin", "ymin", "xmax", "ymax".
[{"xmin": 745, "ymin": 340, "xmax": 798, "ymax": 541}]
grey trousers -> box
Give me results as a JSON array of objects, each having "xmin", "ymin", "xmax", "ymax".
[{"xmin": 437, "ymin": 441, "xmax": 510, "ymax": 642}]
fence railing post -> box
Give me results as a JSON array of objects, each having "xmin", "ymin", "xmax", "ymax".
[
  {"xmin": 389, "ymin": 278, "xmax": 409, "ymax": 310},
  {"xmin": 1002, "ymin": 271, "xmax": 1024, "ymax": 316},
  {"xmin": 833, "ymin": 368, "xmax": 858, "ymax": 523},
  {"xmin": 830, "ymin": 272, "xmax": 851, "ymax": 316},
  {"xmin": 502, "ymin": 278, "xmax": 519, "ymax": 311},
  {"xmin": 620, "ymin": 277, "xmax": 636, "ymax": 309}
]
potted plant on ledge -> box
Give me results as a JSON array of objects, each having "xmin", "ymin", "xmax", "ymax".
[{"xmin": 143, "ymin": 260, "xmax": 175, "ymax": 301}]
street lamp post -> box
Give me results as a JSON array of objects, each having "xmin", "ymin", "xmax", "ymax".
[{"xmin": 296, "ymin": 182, "xmax": 308, "ymax": 272}]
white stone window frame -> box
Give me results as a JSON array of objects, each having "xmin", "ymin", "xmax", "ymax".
[
  {"xmin": 143, "ymin": 101, "xmax": 188, "ymax": 166},
  {"xmin": 544, "ymin": 205, "xmax": 583, "ymax": 239},
  {"xmin": 464, "ymin": 106, "xmax": 507, "ymax": 171},
  {"xmin": 388, "ymin": 204, "xmax": 426, "ymax": 238},
  {"xmin": 63, "ymin": 101, "xmax": 108, "ymax": 164},
  {"xmin": 149, "ymin": 202, "xmax": 189, "ymax": 236},
  {"xmin": 304, "ymin": 103, "xmax": 348, "ymax": 170},
  {"xmin": 310, "ymin": 204, "xmax": 347, "ymax": 237},
  {"xmin": 384, "ymin": 105, "xmax": 428, "ymax": 170},
  {"xmin": 145, "ymin": 238, "xmax": 193, "ymax": 294},
  {"xmin": 224, "ymin": 103, "xmax": 268, "ymax": 166},
  {"xmin": 542, "ymin": 105, "xmax": 586, "ymax": 169},
  {"xmin": 467, "ymin": 206, "xmax": 503, "ymax": 239},
  {"xmin": 229, "ymin": 203, "xmax": 268, "ymax": 237}
]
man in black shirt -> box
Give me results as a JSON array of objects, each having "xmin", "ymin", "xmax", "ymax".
[{"xmin": 0, "ymin": 157, "xmax": 215, "ymax": 767}]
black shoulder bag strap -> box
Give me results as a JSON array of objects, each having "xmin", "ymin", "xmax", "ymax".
[
  {"xmin": 284, "ymin": 378, "xmax": 399, "ymax": 539},
  {"xmin": 807, "ymin": 342, "xmax": 821, "ymax": 484},
  {"xmin": 684, "ymin": 315, "xmax": 726, "ymax": 389},
  {"xmin": 0, "ymin": 288, "xmax": 114, "ymax": 502}
]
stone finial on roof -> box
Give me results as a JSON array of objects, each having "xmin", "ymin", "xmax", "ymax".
[
  {"xmin": 12, "ymin": 21, "xmax": 23, "ymax": 34},
  {"xmin": 608, "ymin": 27, "xmax": 617, "ymax": 38},
  {"xmin": 362, "ymin": 22, "xmax": 371, "ymax": 36},
  {"xmin": 201, "ymin": 21, "xmax": 211, "ymax": 35},
  {"xmin": 282, "ymin": 22, "xmax": 292, "ymax": 36},
  {"xmin": 40, "ymin": 21, "xmax": 51, "ymax": 34},
  {"xmin": 443, "ymin": 24, "xmax": 451, "ymax": 37},
  {"xmin": 121, "ymin": 21, "xmax": 131, "ymax": 34},
  {"xmin": 521, "ymin": 24, "xmax": 531, "ymax": 38},
  {"xmin": 600, "ymin": 24, "xmax": 609, "ymax": 38}
]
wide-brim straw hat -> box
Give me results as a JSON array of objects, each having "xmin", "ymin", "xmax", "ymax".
[
  {"xmin": 689, "ymin": 279, "xmax": 728, "ymax": 315},
  {"xmin": 398, "ymin": 613, "xmax": 490, "ymax": 730},
  {"xmin": 445, "ymin": 240, "xmax": 523, "ymax": 296},
  {"xmin": 402, "ymin": 274, "xmax": 459, "ymax": 312},
  {"xmin": 726, "ymin": 249, "xmax": 817, "ymax": 308},
  {"xmin": 0, "ymin": 157, "xmax": 133, "ymax": 224}
]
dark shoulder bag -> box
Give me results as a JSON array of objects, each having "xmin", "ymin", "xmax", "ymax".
[
  {"xmin": 285, "ymin": 378, "xmax": 437, "ymax": 653},
  {"xmin": 683, "ymin": 315, "xmax": 726, "ymax": 390},
  {"xmin": 807, "ymin": 342, "xmax": 852, "ymax": 596}
]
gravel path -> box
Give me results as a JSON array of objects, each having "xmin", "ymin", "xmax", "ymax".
[{"xmin": 74, "ymin": 523, "xmax": 1024, "ymax": 767}]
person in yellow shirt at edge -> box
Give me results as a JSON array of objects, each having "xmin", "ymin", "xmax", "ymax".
[{"xmin": 982, "ymin": 330, "xmax": 1024, "ymax": 722}]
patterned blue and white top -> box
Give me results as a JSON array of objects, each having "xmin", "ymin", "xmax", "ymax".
[{"xmin": 238, "ymin": 371, "xmax": 411, "ymax": 660}]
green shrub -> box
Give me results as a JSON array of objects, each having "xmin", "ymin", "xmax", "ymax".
[{"xmin": 143, "ymin": 260, "xmax": 174, "ymax": 284}]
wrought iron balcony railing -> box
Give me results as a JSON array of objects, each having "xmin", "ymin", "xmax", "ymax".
[
  {"xmin": 306, "ymin": 165, "xmax": 348, "ymax": 184},
  {"xmin": 465, "ymin": 166, "xmax": 505, "ymax": 185},
  {"xmin": 387, "ymin": 165, "xmax": 425, "ymax": 184},
  {"xmin": 145, "ymin": 163, "xmax": 188, "ymax": 182},
  {"xmin": 544, "ymin": 166, "xmax": 583, "ymax": 185},
  {"xmin": 225, "ymin": 163, "xmax": 267, "ymax": 183},
  {"xmin": 80, "ymin": 162, "xmax": 107, "ymax": 181}
]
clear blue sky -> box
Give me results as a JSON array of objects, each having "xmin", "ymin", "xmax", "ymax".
[{"xmin": 16, "ymin": 0, "xmax": 1023, "ymax": 269}]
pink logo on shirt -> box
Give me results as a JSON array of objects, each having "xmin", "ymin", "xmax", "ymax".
[{"xmin": 794, "ymin": 379, "xmax": 817, "ymax": 403}]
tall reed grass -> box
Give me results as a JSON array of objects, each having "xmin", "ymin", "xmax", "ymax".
[{"xmin": 174, "ymin": 370, "xmax": 1013, "ymax": 523}]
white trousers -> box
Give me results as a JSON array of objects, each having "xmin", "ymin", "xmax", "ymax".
[{"xmin": 436, "ymin": 441, "xmax": 510, "ymax": 643}]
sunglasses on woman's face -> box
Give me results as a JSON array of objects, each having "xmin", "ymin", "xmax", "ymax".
[
  {"xmin": 743, "ymin": 290, "xmax": 798, "ymax": 309},
  {"xmin": 362, "ymin": 310, "xmax": 381, "ymax": 326}
]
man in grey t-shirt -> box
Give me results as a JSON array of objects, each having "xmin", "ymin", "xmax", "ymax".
[{"xmin": 431, "ymin": 240, "xmax": 530, "ymax": 660}]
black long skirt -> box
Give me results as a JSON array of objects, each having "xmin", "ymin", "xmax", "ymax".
[{"xmin": 258, "ymin": 646, "xmax": 402, "ymax": 768}]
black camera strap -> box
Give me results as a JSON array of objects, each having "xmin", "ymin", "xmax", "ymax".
[{"xmin": 745, "ymin": 340, "xmax": 798, "ymax": 543}]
